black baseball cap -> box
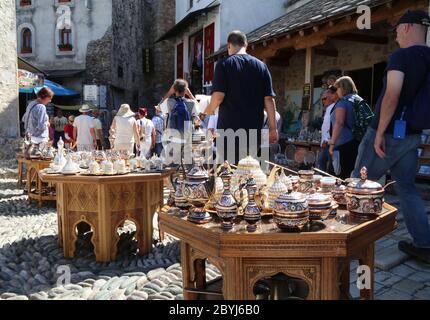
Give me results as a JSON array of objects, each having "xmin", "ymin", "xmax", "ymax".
[{"xmin": 393, "ymin": 10, "xmax": 430, "ymax": 30}]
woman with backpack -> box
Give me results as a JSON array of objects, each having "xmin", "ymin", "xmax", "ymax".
[{"xmin": 329, "ymin": 76, "xmax": 367, "ymax": 180}]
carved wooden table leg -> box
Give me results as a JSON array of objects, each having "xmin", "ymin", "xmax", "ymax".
[
  {"xmin": 140, "ymin": 182, "xmax": 155, "ymax": 255},
  {"xmin": 223, "ymin": 257, "xmax": 242, "ymax": 300},
  {"xmin": 358, "ymin": 243, "xmax": 375, "ymax": 300},
  {"xmin": 37, "ymin": 170, "xmax": 43, "ymax": 208},
  {"xmin": 18, "ymin": 158, "xmax": 23, "ymax": 187},
  {"xmin": 340, "ymin": 258, "xmax": 351, "ymax": 300},
  {"xmin": 321, "ymin": 257, "xmax": 341, "ymax": 300},
  {"xmin": 181, "ymin": 242, "xmax": 199, "ymax": 300}
]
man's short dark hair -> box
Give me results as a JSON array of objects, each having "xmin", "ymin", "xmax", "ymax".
[
  {"xmin": 173, "ymin": 79, "xmax": 188, "ymax": 94},
  {"xmin": 227, "ymin": 30, "xmax": 248, "ymax": 47}
]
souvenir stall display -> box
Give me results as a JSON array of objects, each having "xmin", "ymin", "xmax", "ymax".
[{"xmin": 167, "ymin": 145, "xmax": 392, "ymax": 234}]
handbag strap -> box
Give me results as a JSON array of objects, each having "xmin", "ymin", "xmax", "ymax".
[{"xmin": 25, "ymin": 101, "xmax": 39, "ymax": 133}]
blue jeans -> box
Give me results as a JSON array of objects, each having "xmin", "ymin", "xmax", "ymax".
[
  {"xmin": 353, "ymin": 127, "xmax": 430, "ymax": 248},
  {"xmin": 318, "ymin": 146, "xmax": 331, "ymax": 172},
  {"xmin": 154, "ymin": 143, "xmax": 164, "ymax": 157}
]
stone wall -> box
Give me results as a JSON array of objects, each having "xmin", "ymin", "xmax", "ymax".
[
  {"xmin": 0, "ymin": 0, "xmax": 19, "ymax": 139},
  {"xmin": 141, "ymin": 0, "xmax": 175, "ymax": 109},
  {"xmin": 110, "ymin": 0, "xmax": 144, "ymax": 109},
  {"xmin": 85, "ymin": 27, "xmax": 113, "ymax": 85}
]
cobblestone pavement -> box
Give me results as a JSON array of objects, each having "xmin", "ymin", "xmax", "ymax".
[{"xmin": 0, "ymin": 160, "xmax": 429, "ymax": 300}]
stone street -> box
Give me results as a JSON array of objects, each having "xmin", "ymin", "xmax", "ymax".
[{"xmin": 0, "ymin": 159, "xmax": 429, "ymax": 300}]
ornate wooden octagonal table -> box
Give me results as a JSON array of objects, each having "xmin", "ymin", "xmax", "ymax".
[
  {"xmin": 26, "ymin": 158, "xmax": 56, "ymax": 207},
  {"xmin": 159, "ymin": 204, "xmax": 397, "ymax": 300},
  {"xmin": 40, "ymin": 171, "xmax": 173, "ymax": 262}
]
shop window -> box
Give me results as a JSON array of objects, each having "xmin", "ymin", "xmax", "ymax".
[
  {"xmin": 58, "ymin": 28, "xmax": 73, "ymax": 51},
  {"xmin": 20, "ymin": 0, "xmax": 32, "ymax": 6},
  {"xmin": 55, "ymin": 0, "xmax": 74, "ymax": 5},
  {"xmin": 21, "ymin": 28, "xmax": 33, "ymax": 54}
]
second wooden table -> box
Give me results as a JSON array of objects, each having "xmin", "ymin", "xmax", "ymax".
[{"xmin": 40, "ymin": 171, "xmax": 172, "ymax": 262}]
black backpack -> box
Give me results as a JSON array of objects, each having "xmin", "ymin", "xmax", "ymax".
[{"xmin": 351, "ymin": 96, "xmax": 374, "ymax": 141}]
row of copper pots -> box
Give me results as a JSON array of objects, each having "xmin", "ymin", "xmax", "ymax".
[
  {"xmin": 272, "ymin": 167, "xmax": 388, "ymax": 231},
  {"xmin": 273, "ymin": 191, "xmax": 339, "ymax": 231}
]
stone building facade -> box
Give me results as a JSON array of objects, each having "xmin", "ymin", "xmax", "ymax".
[
  {"xmin": 0, "ymin": 0, "xmax": 19, "ymax": 139},
  {"xmin": 16, "ymin": 0, "xmax": 113, "ymax": 94},
  {"xmin": 167, "ymin": 0, "xmax": 287, "ymax": 94},
  {"xmin": 141, "ymin": 0, "xmax": 176, "ymax": 108},
  {"xmin": 87, "ymin": 0, "xmax": 175, "ymax": 111}
]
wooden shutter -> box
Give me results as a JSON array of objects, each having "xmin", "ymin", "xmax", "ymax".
[{"xmin": 176, "ymin": 43, "xmax": 184, "ymax": 79}]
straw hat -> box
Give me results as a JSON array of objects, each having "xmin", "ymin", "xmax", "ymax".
[
  {"xmin": 79, "ymin": 104, "xmax": 92, "ymax": 113},
  {"xmin": 117, "ymin": 104, "xmax": 135, "ymax": 118}
]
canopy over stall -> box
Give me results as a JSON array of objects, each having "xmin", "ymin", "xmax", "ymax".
[{"xmin": 19, "ymin": 79, "xmax": 80, "ymax": 97}]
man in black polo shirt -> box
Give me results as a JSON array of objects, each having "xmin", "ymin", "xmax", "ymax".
[
  {"xmin": 352, "ymin": 10, "xmax": 430, "ymax": 264},
  {"xmin": 204, "ymin": 30, "xmax": 278, "ymax": 164}
]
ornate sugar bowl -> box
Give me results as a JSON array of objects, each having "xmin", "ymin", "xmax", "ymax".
[
  {"xmin": 243, "ymin": 177, "xmax": 261, "ymax": 232},
  {"xmin": 345, "ymin": 167, "xmax": 385, "ymax": 218},
  {"xmin": 298, "ymin": 170, "xmax": 315, "ymax": 193},
  {"xmin": 215, "ymin": 163, "xmax": 238, "ymax": 231},
  {"xmin": 273, "ymin": 192, "xmax": 309, "ymax": 232},
  {"xmin": 307, "ymin": 193, "xmax": 333, "ymax": 221},
  {"xmin": 183, "ymin": 158, "xmax": 212, "ymax": 224}
]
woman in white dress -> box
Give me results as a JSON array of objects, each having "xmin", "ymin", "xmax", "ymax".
[{"xmin": 110, "ymin": 104, "xmax": 140, "ymax": 154}]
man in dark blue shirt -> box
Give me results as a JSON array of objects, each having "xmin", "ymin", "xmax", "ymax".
[
  {"xmin": 204, "ymin": 30, "xmax": 278, "ymax": 163},
  {"xmin": 352, "ymin": 10, "xmax": 430, "ymax": 264}
]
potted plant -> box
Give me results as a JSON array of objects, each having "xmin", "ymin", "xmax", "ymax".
[
  {"xmin": 58, "ymin": 43, "xmax": 73, "ymax": 51},
  {"xmin": 20, "ymin": 0, "xmax": 32, "ymax": 6}
]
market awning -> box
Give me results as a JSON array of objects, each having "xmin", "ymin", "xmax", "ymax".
[
  {"xmin": 46, "ymin": 69, "xmax": 85, "ymax": 79},
  {"xmin": 19, "ymin": 79, "xmax": 80, "ymax": 96},
  {"xmin": 55, "ymin": 104, "xmax": 82, "ymax": 111},
  {"xmin": 155, "ymin": 1, "xmax": 220, "ymax": 43},
  {"xmin": 18, "ymin": 57, "xmax": 46, "ymax": 76}
]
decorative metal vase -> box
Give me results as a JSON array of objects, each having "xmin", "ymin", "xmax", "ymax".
[
  {"xmin": 173, "ymin": 167, "xmax": 191, "ymax": 217},
  {"xmin": 243, "ymin": 177, "xmax": 261, "ymax": 232},
  {"xmin": 183, "ymin": 157, "xmax": 213, "ymax": 224},
  {"xmin": 215, "ymin": 166, "xmax": 238, "ymax": 230}
]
